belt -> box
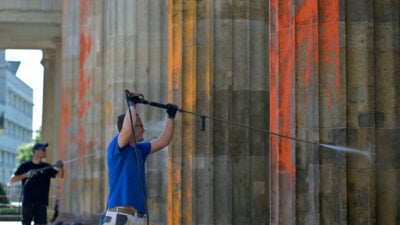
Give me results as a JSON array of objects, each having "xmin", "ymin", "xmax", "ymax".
[{"xmin": 108, "ymin": 207, "xmax": 145, "ymax": 218}]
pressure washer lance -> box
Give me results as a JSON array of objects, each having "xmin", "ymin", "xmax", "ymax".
[
  {"xmin": 125, "ymin": 90, "xmax": 370, "ymax": 157},
  {"xmin": 125, "ymin": 90, "xmax": 319, "ymax": 145},
  {"xmin": 24, "ymin": 160, "xmax": 63, "ymax": 184}
]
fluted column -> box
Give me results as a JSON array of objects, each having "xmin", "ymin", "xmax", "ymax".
[
  {"xmin": 319, "ymin": 0, "xmax": 347, "ymax": 224},
  {"xmin": 42, "ymin": 45, "xmax": 64, "ymax": 215},
  {"xmin": 373, "ymin": 1, "xmax": 400, "ymax": 224},
  {"xmin": 345, "ymin": 1, "xmax": 376, "ymax": 224},
  {"xmin": 270, "ymin": 0, "xmax": 399, "ymax": 224},
  {"xmin": 103, "ymin": 0, "xmax": 168, "ymax": 224},
  {"xmin": 168, "ymin": 0, "xmax": 269, "ymax": 224},
  {"xmin": 59, "ymin": 0, "xmax": 169, "ymax": 222},
  {"xmin": 41, "ymin": 48, "xmax": 57, "ymax": 151},
  {"xmin": 270, "ymin": 0, "xmax": 344, "ymax": 224},
  {"xmin": 59, "ymin": 0, "xmax": 106, "ymax": 221},
  {"xmin": 295, "ymin": 0, "xmax": 320, "ymax": 224},
  {"xmin": 59, "ymin": 0, "xmax": 80, "ymax": 218},
  {"xmin": 269, "ymin": 0, "xmax": 296, "ymax": 223}
]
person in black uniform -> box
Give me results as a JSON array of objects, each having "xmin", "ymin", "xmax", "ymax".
[{"xmin": 10, "ymin": 142, "xmax": 64, "ymax": 225}]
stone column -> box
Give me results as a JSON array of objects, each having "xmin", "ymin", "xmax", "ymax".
[
  {"xmin": 346, "ymin": 1, "xmax": 377, "ymax": 224},
  {"xmin": 319, "ymin": 0, "xmax": 347, "ymax": 224},
  {"xmin": 41, "ymin": 48, "xmax": 57, "ymax": 152},
  {"xmin": 295, "ymin": 0, "xmax": 321, "ymax": 224},
  {"xmin": 269, "ymin": 0, "xmax": 296, "ymax": 223},
  {"xmin": 103, "ymin": 0, "xmax": 168, "ymax": 224},
  {"xmin": 42, "ymin": 44, "xmax": 64, "ymax": 216},
  {"xmin": 61, "ymin": 0, "xmax": 82, "ymax": 218},
  {"xmin": 168, "ymin": 0, "xmax": 269, "ymax": 224},
  {"xmin": 59, "ymin": 0, "xmax": 106, "ymax": 222},
  {"xmin": 374, "ymin": 1, "xmax": 400, "ymax": 224},
  {"xmin": 270, "ymin": 0, "xmax": 345, "ymax": 224}
]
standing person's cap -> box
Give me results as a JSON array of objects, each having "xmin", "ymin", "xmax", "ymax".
[{"xmin": 32, "ymin": 142, "xmax": 49, "ymax": 152}]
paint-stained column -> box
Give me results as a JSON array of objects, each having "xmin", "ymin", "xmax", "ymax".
[
  {"xmin": 103, "ymin": 0, "xmax": 169, "ymax": 224},
  {"xmin": 270, "ymin": 0, "xmax": 398, "ymax": 224},
  {"xmin": 59, "ymin": 0, "xmax": 105, "ymax": 220},
  {"xmin": 168, "ymin": 0, "xmax": 269, "ymax": 224},
  {"xmin": 167, "ymin": 1, "xmax": 192, "ymax": 224},
  {"xmin": 270, "ymin": 0, "xmax": 344, "ymax": 224},
  {"xmin": 294, "ymin": 0, "xmax": 320, "ymax": 224},
  {"xmin": 59, "ymin": 0, "xmax": 80, "ymax": 218},
  {"xmin": 59, "ymin": 0, "xmax": 169, "ymax": 223},
  {"xmin": 270, "ymin": 0, "xmax": 296, "ymax": 224},
  {"xmin": 319, "ymin": 0, "xmax": 347, "ymax": 224}
]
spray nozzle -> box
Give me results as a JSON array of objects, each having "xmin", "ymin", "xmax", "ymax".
[{"xmin": 125, "ymin": 90, "xmax": 145, "ymax": 104}]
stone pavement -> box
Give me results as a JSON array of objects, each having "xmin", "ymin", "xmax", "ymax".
[
  {"xmin": 0, "ymin": 222, "xmax": 76, "ymax": 225},
  {"xmin": 0, "ymin": 222, "xmax": 73, "ymax": 225},
  {"xmin": 0, "ymin": 222, "xmax": 20, "ymax": 225}
]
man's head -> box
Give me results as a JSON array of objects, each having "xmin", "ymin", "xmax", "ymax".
[
  {"xmin": 117, "ymin": 112, "xmax": 141, "ymax": 132},
  {"xmin": 117, "ymin": 113, "xmax": 145, "ymax": 141},
  {"xmin": 32, "ymin": 142, "xmax": 48, "ymax": 158}
]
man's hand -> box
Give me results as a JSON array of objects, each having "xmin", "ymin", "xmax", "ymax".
[
  {"xmin": 54, "ymin": 160, "xmax": 64, "ymax": 168},
  {"xmin": 25, "ymin": 170, "xmax": 37, "ymax": 179},
  {"xmin": 166, "ymin": 104, "xmax": 178, "ymax": 119},
  {"xmin": 126, "ymin": 91, "xmax": 145, "ymax": 105}
]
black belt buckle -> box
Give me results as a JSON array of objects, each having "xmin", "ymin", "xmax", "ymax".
[{"xmin": 110, "ymin": 207, "xmax": 145, "ymax": 218}]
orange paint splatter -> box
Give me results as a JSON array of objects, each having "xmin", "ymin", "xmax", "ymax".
[
  {"xmin": 295, "ymin": 0, "xmax": 318, "ymax": 105},
  {"xmin": 60, "ymin": 87, "xmax": 71, "ymax": 169},
  {"xmin": 270, "ymin": 0, "xmax": 340, "ymax": 180},
  {"xmin": 320, "ymin": 0, "xmax": 340, "ymax": 104},
  {"xmin": 270, "ymin": 2, "xmax": 340, "ymax": 223},
  {"xmin": 78, "ymin": 0, "xmax": 93, "ymax": 163},
  {"xmin": 270, "ymin": 0, "xmax": 296, "ymax": 178}
]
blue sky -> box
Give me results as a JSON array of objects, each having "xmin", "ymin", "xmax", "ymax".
[{"xmin": 5, "ymin": 49, "xmax": 43, "ymax": 135}]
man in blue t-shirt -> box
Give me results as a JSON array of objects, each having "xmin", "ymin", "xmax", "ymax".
[{"xmin": 103, "ymin": 99, "xmax": 178, "ymax": 225}]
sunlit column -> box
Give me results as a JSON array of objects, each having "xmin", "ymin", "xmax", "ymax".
[
  {"xmin": 41, "ymin": 49, "xmax": 56, "ymax": 149},
  {"xmin": 169, "ymin": 0, "xmax": 269, "ymax": 224}
]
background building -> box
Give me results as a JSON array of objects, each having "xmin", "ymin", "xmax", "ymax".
[{"xmin": 0, "ymin": 50, "xmax": 33, "ymax": 185}]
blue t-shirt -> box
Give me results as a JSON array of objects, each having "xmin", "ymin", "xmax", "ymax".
[{"xmin": 106, "ymin": 135, "xmax": 151, "ymax": 213}]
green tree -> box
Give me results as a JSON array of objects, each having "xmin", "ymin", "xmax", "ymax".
[
  {"xmin": 17, "ymin": 143, "xmax": 34, "ymax": 164},
  {"xmin": 16, "ymin": 129, "xmax": 41, "ymax": 164},
  {"xmin": 33, "ymin": 129, "xmax": 41, "ymax": 142},
  {"xmin": 0, "ymin": 183, "xmax": 10, "ymax": 207}
]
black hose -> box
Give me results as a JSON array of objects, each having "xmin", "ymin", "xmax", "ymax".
[{"xmin": 125, "ymin": 99, "xmax": 150, "ymax": 225}]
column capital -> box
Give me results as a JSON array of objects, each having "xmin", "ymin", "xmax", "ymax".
[{"xmin": 41, "ymin": 49, "xmax": 56, "ymax": 68}]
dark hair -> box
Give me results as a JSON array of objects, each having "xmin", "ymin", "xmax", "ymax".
[
  {"xmin": 117, "ymin": 112, "xmax": 139, "ymax": 132},
  {"xmin": 117, "ymin": 113, "xmax": 125, "ymax": 132}
]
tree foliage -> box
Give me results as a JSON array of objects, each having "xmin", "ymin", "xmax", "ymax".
[
  {"xmin": 16, "ymin": 129, "xmax": 41, "ymax": 165},
  {"xmin": 0, "ymin": 182, "xmax": 10, "ymax": 207},
  {"xmin": 16, "ymin": 143, "xmax": 34, "ymax": 164}
]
